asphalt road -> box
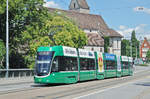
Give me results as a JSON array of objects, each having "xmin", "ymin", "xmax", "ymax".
[
  {"xmin": 75, "ymin": 74, "xmax": 150, "ymax": 99},
  {"xmin": 0, "ymin": 66, "xmax": 150, "ymax": 99}
]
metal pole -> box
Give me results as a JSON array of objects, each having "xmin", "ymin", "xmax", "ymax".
[
  {"xmin": 6, "ymin": 0, "xmax": 9, "ymax": 78},
  {"xmin": 136, "ymin": 46, "xmax": 137, "ymax": 59},
  {"xmin": 130, "ymin": 41, "xmax": 132, "ymax": 58}
]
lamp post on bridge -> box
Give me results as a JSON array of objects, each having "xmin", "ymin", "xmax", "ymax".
[{"xmin": 6, "ymin": 0, "xmax": 9, "ymax": 78}]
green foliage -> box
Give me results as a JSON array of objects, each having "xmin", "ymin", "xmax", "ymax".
[
  {"xmin": 131, "ymin": 30, "xmax": 139, "ymax": 58},
  {"xmin": 0, "ymin": 0, "xmax": 48, "ymax": 68},
  {"xmin": 136, "ymin": 64, "xmax": 148, "ymax": 66},
  {"xmin": 0, "ymin": 39, "xmax": 5, "ymax": 69},
  {"xmin": 22, "ymin": 15, "xmax": 87, "ymax": 68},
  {"xmin": 121, "ymin": 39, "xmax": 127, "ymax": 56},
  {"xmin": 121, "ymin": 39, "xmax": 130, "ymax": 56},
  {"xmin": 146, "ymin": 50, "xmax": 150, "ymax": 59},
  {"xmin": 0, "ymin": 0, "xmax": 87, "ymax": 69},
  {"xmin": 104, "ymin": 36, "xmax": 110, "ymax": 53},
  {"xmin": 121, "ymin": 30, "xmax": 140, "ymax": 57}
]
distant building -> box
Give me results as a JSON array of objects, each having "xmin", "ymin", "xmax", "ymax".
[
  {"xmin": 48, "ymin": 0, "xmax": 123, "ymax": 55},
  {"xmin": 140, "ymin": 37, "xmax": 150, "ymax": 60},
  {"xmin": 69, "ymin": 0, "xmax": 90, "ymax": 14}
]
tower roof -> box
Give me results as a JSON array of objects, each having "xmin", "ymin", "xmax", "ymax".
[
  {"xmin": 70, "ymin": 0, "xmax": 89, "ymax": 9},
  {"xmin": 77, "ymin": 0, "xmax": 89, "ymax": 9}
]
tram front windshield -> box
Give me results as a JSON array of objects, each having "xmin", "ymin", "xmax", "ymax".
[{"xmin": 35, "ymin": 51, "xmax": 54, "ymax": 76}]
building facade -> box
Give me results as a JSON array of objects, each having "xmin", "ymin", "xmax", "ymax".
[
  {"xmin": 48, "ymin": 0, "xmax": 123, "ymax": 55},
  {"xmin": 140, "ymin": 37, "xmax": 150, "ymax": 59}
]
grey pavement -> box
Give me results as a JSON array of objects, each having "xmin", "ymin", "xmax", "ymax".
[
  {"xmin": 134, "ymin": 64, "xmax": 150, "ymax": 74},
  {"xmin": 0, "ymin": 65, "xmax": 150, "ymax": 95},
  {"xmin": 76, "ymin": 75, "xmax": 150, "ymax": 99},
  {"xmin": 0, "ymin": 77, "xmax": 33, "ymax": 86},
  {"xmin": 74, "ymin": 65, "xmax": 150, "ymax": 99},
  {"xmin": 0, "ymin": 77, "xmax": 34, "ymax": 94}
]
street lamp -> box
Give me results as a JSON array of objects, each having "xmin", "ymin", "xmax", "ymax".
[{"xmin": 6, "ymin": 0, "xmax": 9, "ymax": 78}]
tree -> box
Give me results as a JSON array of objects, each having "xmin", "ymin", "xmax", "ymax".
[
  {"xmin": 146, "ymin": 50, "xmax": 150, "ymax": 62},
  {"xmin": 0, "ymin": 39, "xmax": 5, "ymax": 69},
  {"xmin": 104, "ymin": 36, "xmax": 110, "ymax": 53},
  {"xmin": 0, "ymin": 0, "xmax": 88, "ymax": 69},
  {"xmin": 0, "ymin": 0, "xmax": 50, "ymax": 68},
  {"xmin": 131, "ymin": 30, "xmax": 139, "ymax": 58},
  {"xmin": 121, "ymin": 39, "xmax": 131, "ymax": 56},
  {"xmin": 22, "ymin": 15, "xmax": 88, "ymax": 68},
  {"xmin": 121, "ymin": 39, "xmax": 127, "ymax": 56}
]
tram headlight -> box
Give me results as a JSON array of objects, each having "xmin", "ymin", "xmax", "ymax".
[{"xmin": 43, "ymin": 70, "xmax": 47, "ymax": 73}]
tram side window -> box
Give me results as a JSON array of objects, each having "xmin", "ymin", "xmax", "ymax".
[
  {"xmin": 51, "ymin": 58, "xmax": 58, "ymax": 72},
  {"xmin": 122, "ymin": 62, "xmax": 129, "ymax": 69},
  {"xmin": 58, "ymin": 56, "xmax": 78, "ymax": 71},
  {"xmin": 105, "ymin": 60, "xmax": 116, "ymax": 70},
  {"xmin": 129, "ymin": 62, "xmax": 133, "ymax": 69},
  {"xmin": 80, "ymin": 58, "xmax": 95, "ymax": 70}
]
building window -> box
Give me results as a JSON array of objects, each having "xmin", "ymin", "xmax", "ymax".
[
  {"xmin": 74, "ymin": 3, "xmax": 76, "ymax": 8},
  {"xmin": 100, "ymin": 48, "xmax": 102, "ymax": 52},
  {"xmin": 144, "ymin": 43, "xmax": 147, "ymax": 47},
  {"xmin": 117, "ymin": 40, "xmax": 119, "ymax": 48}
]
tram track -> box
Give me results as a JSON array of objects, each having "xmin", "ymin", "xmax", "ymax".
[
  {"xmin": 31, "ymin": 69, "xmax": 150, "ymax": 99},
  {"xmin": 1, "ymin": 69, "xmax": 150, "ymax": 99}
]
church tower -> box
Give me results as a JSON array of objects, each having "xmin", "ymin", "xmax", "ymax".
[{"xmin": 69, "ymin": 0, "xmax": 90, "ymax": 14}]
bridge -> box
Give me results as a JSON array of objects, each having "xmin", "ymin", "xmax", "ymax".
[{"xmin": 0, "ymin": 65, "xmax": 150, "ymax": 99}]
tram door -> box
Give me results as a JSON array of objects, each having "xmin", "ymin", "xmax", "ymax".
[{"xmin": 117, "ymin": 55, "xmax": 121, "ymax": 77}]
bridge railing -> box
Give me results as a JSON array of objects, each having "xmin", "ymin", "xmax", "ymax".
[{"xmin": 0, "ymin": 69, "xmax": 34, "ymax": 78}]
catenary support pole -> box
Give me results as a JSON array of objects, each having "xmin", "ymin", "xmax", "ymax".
[{"xmin": 6, "ymin": 0, "xmax": 9, "ymax": 78}]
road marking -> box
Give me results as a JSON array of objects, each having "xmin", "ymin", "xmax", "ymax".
[{"xmin": 74, "ymin": 75, "xmax": 150, "ymax": 99}]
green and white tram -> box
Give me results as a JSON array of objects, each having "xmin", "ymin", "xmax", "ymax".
[
  {"xmin": 78, "ymin": 49, "xmax": 96, "ymax": 81},
  {"xmin": 34, "ymin": 46, "xmax": 133, "ymax": 84},
  {"xmin": 95, "ymin": 52, "xmax": 105, "ymax": 80},
  {"xmin": 34, "ymin": 46, "xmax": 97, "ymax": 84},
  {"xmin": 116, "ymin": 55, "xmax": 122, "ymax": 77},
  {"xmin": 121, "ymin": 56, "xmax": 129, "ymax": 76},
  {"xmin": 128, "ymin": 57, "xmax": 133, "ymax": 76},
  {"xmin": 103, "ymin": 53, "xmax": 117, "ymax": 78}
]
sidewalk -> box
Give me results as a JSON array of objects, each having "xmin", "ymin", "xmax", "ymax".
[
  {"xmin": 134, "ymin": 64, "xmax": 150, "ymax": 73},
  {"xmin": 0, "ymin": 77, "xmax": 34, "ymax": 86}
]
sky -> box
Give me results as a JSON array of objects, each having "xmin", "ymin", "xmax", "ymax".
[{"xmin": 43, "ymin": 0, "xmax": 150, "ymax": 40}]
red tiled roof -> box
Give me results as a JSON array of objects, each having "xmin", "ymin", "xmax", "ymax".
[
  {"xmin": 48, "ymin": 8, "xmax": 123, "ymax": 38},
  {"xmin": 87, "ymin": 33, "xmax": 104, "ymax": 46}
]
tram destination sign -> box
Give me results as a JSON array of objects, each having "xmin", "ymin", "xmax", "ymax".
[
  {"xmin": 121, "ymin": 56, "xmax": 128, "ymax": 62},
  {"xmin": 78, "ymin": 49, "xmax": 95, "ymax": 58},
  {"xmin": 105, "ymin": 53, "xmax": 115, "ymax": 60},
  {"xmin": 63, "ymin": 46, "xmax": 78, "ymax": 57},
  {"xmin": 128, "ymin": 57, "xmax": 133, "ymax": 62}
]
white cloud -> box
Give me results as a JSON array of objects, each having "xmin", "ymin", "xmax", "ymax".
[
  {"xmin": 133, "ymin": 6, "xmax": 150, "ymax": 15},
  {"xmin": 117, "ymin": 24, "xmax": 150, "ymax": 40},
  {"xmin": 119, "ymin": 25, "xmax": 127, "ymax": 30},
  {"xmin": 43, "ymin": 1, "xmax": 60, "ymax": 8}
]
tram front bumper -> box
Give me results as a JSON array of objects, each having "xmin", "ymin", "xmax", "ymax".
[{"xmin": 34, "ymin": 76, "xmax": 51, "ymax": 84}]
